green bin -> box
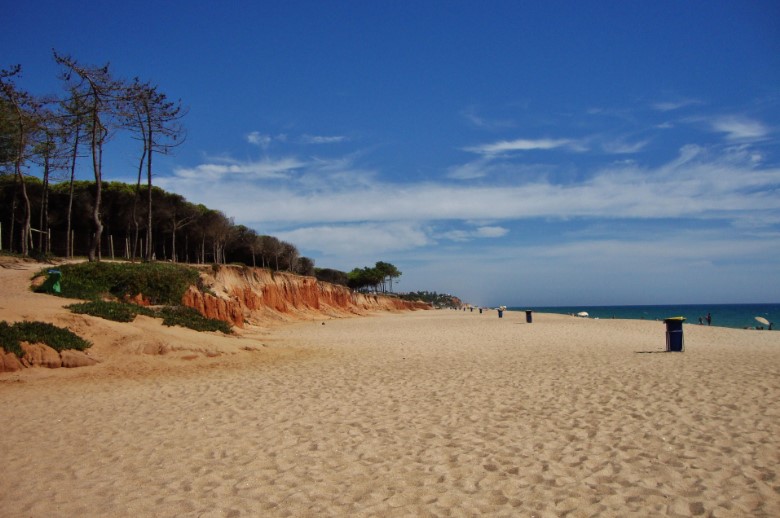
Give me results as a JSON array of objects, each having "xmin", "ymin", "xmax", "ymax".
[{"xmin": 45, "ymin": 269, "xmax": 62, "ymax": 294}]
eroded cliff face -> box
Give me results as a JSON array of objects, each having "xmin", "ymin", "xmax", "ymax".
[{"xmin": 181, "ymin": 266, "xmax": 429, "ymax": 328}]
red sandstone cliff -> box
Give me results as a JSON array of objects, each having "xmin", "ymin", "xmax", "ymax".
[{"xmin": 181, "ymin": 266, "xmax": 430, "ymax": 328}]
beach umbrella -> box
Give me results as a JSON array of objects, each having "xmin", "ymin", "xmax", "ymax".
[
  {"xmin": 755, "ymin": 316, "xmax": 770, "ymax": 326},
  {"xmin": 577, "ymin": 311, "xmax": 589, "ymax": 318}
]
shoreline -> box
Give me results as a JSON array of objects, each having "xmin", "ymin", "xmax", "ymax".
[{"xmin": 502, "ymin": 303, "xmax": 779, "ymax": 331}]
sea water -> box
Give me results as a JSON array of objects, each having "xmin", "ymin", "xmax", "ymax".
[{"xmin": 507, "ymin": 303, "xmax": 779, "ymax": 330}]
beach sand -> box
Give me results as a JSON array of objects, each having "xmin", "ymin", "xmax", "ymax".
[{"xmin": 1, "ymin": 264, "xmax": 779, "ymax": 516}]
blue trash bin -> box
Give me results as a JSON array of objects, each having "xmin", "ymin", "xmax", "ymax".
[
  {"xmin": 525, "ymin": 310, "xmax": 533, "ymax": 323},
  {"xmin": 498, "ymin": 309, "xmax": 503, "ymax": 318},
  {"xmin": 664, "ymin": 317, "xmax": 685, "ymax": 352}
]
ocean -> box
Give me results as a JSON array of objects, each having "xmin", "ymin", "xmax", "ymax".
[{"xmin": 507, "ymin": 303, "xmax": 779, "ymax": 330}]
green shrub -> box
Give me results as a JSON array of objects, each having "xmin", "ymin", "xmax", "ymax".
[
  {"xmin": 67, "ymin": 301, "xmax": 146, "ymax": 323},
  {"xmin": 158, "ymin": 306, "xmax": 232, "ymax": 334},
  {"xmin": 38, "ymin": 262, "xmax": 200, "ymax": 304},
  {"xmin": 0, "ymin": 320, "xmax": 91, "ymax": 355},
  {"xmin": 0, "ymin": 321, "xmax": 23, "ymax": 357},
  {"xmin": 66, "ymin": 301, "xmax": 231, "ymax": 334}
]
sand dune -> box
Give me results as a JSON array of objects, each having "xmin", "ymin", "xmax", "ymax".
[{"xmin": 1, "ymin": 261, "xmax": 779, "ymax": 516}]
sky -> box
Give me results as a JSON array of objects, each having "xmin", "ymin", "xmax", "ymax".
[{"xmin": 4, "ymin": 1, "xmax": 780, "ymax": 306}]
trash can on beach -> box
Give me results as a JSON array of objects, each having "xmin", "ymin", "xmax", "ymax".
[
  {"xmin": 525, "ymin": 310, "xmax": 533, "ymax": 323},
  {"xmin": 664, "ymin": 317, "xmax": 685, "ymax": 352},
  {"xmin": 44, "ymin": 269, "xmax": 62, "ymax": 294}
]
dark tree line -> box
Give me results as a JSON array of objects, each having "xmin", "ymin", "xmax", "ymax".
[
  {"xmin": 1, "ymin": 53, "xmax": 184, "ymax": 262},
  {"xmin": 0, "ymin": 176, "xmax": 315, "ymax": 274}
]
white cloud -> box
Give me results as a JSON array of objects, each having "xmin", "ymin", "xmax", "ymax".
[
  {"xmin": 170, "ymin": 157, "xmax": 304, "ymax": 181},
  {"xmin": 161, "ymin": 141, "xmax": 780, "ymax": 304},
  {"xmin": 246, "ymin": 131, "xmax": 270, "ymax": 146},
  {"xmin": 439, "ymin": 225, "xmax": 509, "ymax": 242},
  {"xmin": 246, "ymin": 132, "xmax": 347, "ymax": 146},
  {"xmin": 601, "ymin": 139, "xmax": 650, "ymax": 154},
  {"xmin": 275, "ymin": 222, "xmax": 431, "ymax": 256},
  {"xmin": 401, "ymin": 228, "xmax": 780, "ymax": 306},
  {"xmin": 167, "ymin": 145, "xmax": 780, "ymax": 228},
  {"xmin": 300, "ymin": 134, "xmax": 348, "ymax": 144},
  {"xmin": 447, "ymin": 163, "xmax": 486, "ymax": 180},
  {"xmin": 475, "ymin": 226, "xmax": 509, "ymax": 238},
  {"xmin": 711, "ymin": 116, "xmax": 769, "ymax": 141},
  {"xmin": 246, "ymin": 132, "xmax": 287, "ymax": 147},
  {"xmin": 465, "ymin": 138, "xmax": 585, "ymax": 155},
  {"xmin": 446, "ymin": 157, "xmax": 496, "ymax": 180},
  {"xmin": 461, "ymin": 106, "xmax": 515, "ymax": 129},
  {"xmin": 651, "ymin": 99, "xmax": 702, "ymax": 112}
]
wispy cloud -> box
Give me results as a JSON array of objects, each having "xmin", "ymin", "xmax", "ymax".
[
  {"xmin": 465, "ymin": 138, "xmax": 585, "ymax": 155},
  {"xmin": 171, "ymin": 157, "xmax": 304, "ymax": 181},
  {"xmin": 652, "ymin": 99, "xmax": 703, "ymax": 112},
  {"xmin": 276, "ymin": 222, "xmax": 431, "ymax": 256},
  {"xmin": 601, "ymin": 138, "xmax": 650, "ymax": 154},
  {"xmin": 461, "ymin": 106, "xmax": 515, "ymax": 130},
  {"xmin": 167, "ymin": 145, "xmax": 780, "ymax": 226},
  {"xmin": 400, "ymin": 227, "xmax": 780, "ymax": 306},
  {"xmin": 446, "ymin": 157, "xmax": 500, "ymax": 180},
  {"xmin": 710, "ymin": 116, "xmax": 769, "ymax": 141},
  {"xmin": 246, "ymin": 132, "xmax": 287, "ymax": 148},
  {"xmin": 300, "ymin": 134, "xmax": 348, "ymax": 144},
  {"xmin": 246, "ymin": 131, "xmax": 348, "ymax": 147},
  {"xmin": 439, "ymin": 225, "xmax": 509, "ymax": 241}
]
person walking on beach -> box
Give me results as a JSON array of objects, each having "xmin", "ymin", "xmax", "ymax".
[{"xmin": 706, "ymin": 312, "xmax": 712, "ymax": 326}]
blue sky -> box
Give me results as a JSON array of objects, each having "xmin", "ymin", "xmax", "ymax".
[{"xmin": 5, "ymin": 1, "xmax": 780, "ymax": 306}]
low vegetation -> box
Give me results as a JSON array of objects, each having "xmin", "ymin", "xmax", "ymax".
[
  {"xmin": 36, "ymin": 262, "xmax": 232, "ymax": 334},
  {"xmin": 399, "ymin": 291, "xmax": 462, "ymax": 309},
  {"xmin": 36, "ymin": 261, "xmax": 201, "ymax": 304},
  {"xmin": 0, "ymin": 320, "xmax": 92, "ymax": 357},
  {"xmin": 67, "ymin": 300, "xmax": 232, "ymax": 334},
  {"xmin": 157, "ymin": 306, "xmax": 232, "ymax": 333},
  {"xmin": 67, "ymin": 300, "xmax": 153, "ymax": 323}
]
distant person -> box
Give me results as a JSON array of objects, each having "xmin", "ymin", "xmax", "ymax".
[
  {"xmin": 706, "ymin": 312, "xmax": 712, "ymax": 326},
  {"xmin": 698, "ymin": 316, "xmax": 703, "ymax": 325}
]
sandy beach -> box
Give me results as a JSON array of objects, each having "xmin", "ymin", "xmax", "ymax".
[{"xmin": 1, "ymin": 264, "xmax": 779, "ymax": 517}]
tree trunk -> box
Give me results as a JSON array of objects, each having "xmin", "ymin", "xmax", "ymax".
[
  {"xmin": 12, "ymin": 109, "xmax": 31, "ymax": 256},
  {"xmin": 88, "ymin": 120, "xmax": 104, "ymax": 262},
  {"xmin": 65, "ymin": 125, "xmax": 80, "ymax": 259},
  {"xmin": 8, "ymin": 173, "xmax": 17, "ymax": 253},
  {"xmin": 131, "ymin": 146, "xmax": 144, "ymax": 261},
  {"xmin": 39, "ymin": 155, "xmax": 51, "ymax": 253},
  {"xmin": 17, "ymin": 168, "xmax": 31, "ymax": 256},
  {"xmin": 145, "ymin": 126, "xmax": 153, "ymax": 261},
  {"xmin": 171, "ymin": 228, "xmax": 177, "ymax": 263},
  {"xmin": 65, "ymin": 168, "xmax": 74, "ymax": 257}
]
